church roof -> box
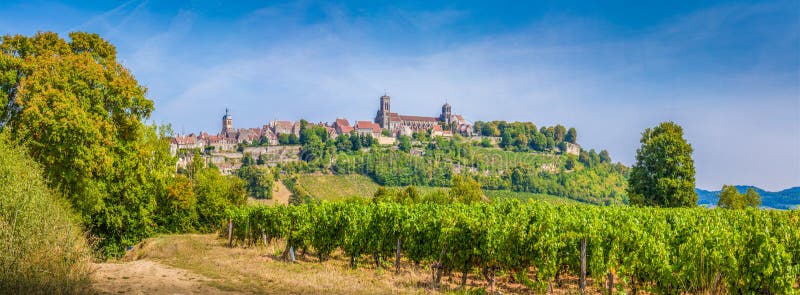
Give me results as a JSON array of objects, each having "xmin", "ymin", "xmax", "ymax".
[{"xmin": 397, "ymin": 115, "xmax": 439, "ymax": 122}]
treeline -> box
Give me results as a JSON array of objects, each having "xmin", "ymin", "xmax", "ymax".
[
  {"xmin": 227, "ymin": 200, "xmax": 799, "ymax": 294},
  {"xmin": 473, "ymin": 121, "xmax": 577, "ymax": 152}
]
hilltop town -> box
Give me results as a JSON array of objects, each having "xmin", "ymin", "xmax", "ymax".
[{"xmin": 170, "ymin": 94, "xmax": 583, "ymax": 173}]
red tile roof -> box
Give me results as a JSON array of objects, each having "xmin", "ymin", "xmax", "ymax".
[
  {"xmin": 355, "ymin": 121, "xmax": 381, "ymax": 132},
  {"xmin": 335, "ymin": 118, "xmax": 351, "ymax": 127}
]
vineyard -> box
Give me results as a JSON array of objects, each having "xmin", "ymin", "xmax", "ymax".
[
  {"xmin": 226, "ymin": 200, "xmax": 799, "ymax": 294},
  {"xmin": 229, "ymin": 201, "xmax": 800, "ymax": 294}
]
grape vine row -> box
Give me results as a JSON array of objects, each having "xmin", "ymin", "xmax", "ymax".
[{"xmin": 226, "ymin": 201, "xmax": 799, "ymax": 293}]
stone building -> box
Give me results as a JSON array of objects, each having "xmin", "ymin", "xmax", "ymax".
[
  {"xmin": 355, "ymin": 121, "xmax": 382, "ymax": 138},
  {"xmin": 221, "ymin": 108, "xmax": 234, "ymax": 137},
  {"xmin": 373, "ymin": 94, "xmax": 471, "ymax": 135}
]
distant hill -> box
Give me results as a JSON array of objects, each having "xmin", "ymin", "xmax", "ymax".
[{"xmin": 696, "ymin": 186, "xmax": 800, "ymax": 210}]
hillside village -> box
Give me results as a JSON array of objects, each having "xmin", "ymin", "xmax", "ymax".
[{"xmin": 170, "ymin": 94, "xmax": 581, "ymax": 174}]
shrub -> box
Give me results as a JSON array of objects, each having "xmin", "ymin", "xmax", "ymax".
[{"xmin": 0, "ymin": 133, "xmax": 92, "ymax": 293}]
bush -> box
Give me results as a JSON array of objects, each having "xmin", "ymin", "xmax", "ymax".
[
  {"xmin": 194, "ymin": 168, "xmax": 247, "ymax": 232},
  {"xmin": 0, "ymin": 133, "xmax": 92, "ymax": 293}
]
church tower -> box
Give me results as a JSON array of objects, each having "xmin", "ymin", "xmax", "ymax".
[
  {"xmin": 375, "ymin": 94, "xmax": 391, "ymax": 129},
  {"xmin": 221, "ymin": 108, "xmax": 233, "ymax": 136},
  {"xmin": 440, "ymin": 102, "xmax": 452, "ymax": 125}
]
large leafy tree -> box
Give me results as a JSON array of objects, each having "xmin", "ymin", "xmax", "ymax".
[
  {"xmin": 628, "ymin": 121, "xmax": 697, "ymax": 207},
  {"xmin": 0, "ymin": 32, "xmax": 173, "ymax": 255},
  {"xmin": 449, "ymin": 175, "xmax": 483, "ymax": 203}
]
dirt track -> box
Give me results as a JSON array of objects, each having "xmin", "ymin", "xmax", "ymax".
[{"xmin": 92, "ymin": 260, "xmax": 234, "ymax": 294}]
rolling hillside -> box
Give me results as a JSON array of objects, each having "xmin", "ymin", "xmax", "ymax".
[{"xmin": 295, "ymin": 173, "xmax": 579, "ymax": 204}]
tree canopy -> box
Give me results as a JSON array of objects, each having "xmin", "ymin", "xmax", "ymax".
[
  {"xmin": 628, "ymin": 122, "xmax": 697, "ymax": 207},
  {"xmin": 717, "ymin": 185, "xmax": 761, "ymax": 209},
  {"xmin": 0, "ymin": 32, "xmax": 177, "ymax": 254}
]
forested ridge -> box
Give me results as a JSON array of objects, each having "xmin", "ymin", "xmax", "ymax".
[{"xmin": 281, "ymin": 120, "xmax": 628, "ymax": 205}]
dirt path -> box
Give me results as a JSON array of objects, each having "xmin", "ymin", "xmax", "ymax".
[
  {"xmin": 271, "ymin": 180, "xmax": 292, "ymax": 204},
  {"xmin": 92, "ymin": 260, "xmax": 234, "ymax": 294}
]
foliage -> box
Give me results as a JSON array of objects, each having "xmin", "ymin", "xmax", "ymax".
[
  {"xmin": 718, "ymin": 185, "xmax": 761, "ymax": 209},
  {"xmin": 0, "ymin": 32, "xmax": 178, "ymax": 256},
  {"xmin": 628, "ymin": 122, "xmax": 697, "ymax": 207},
  {"xmin": 156, "ymin": 175, "xmax": 199, "ymax": 233},
  {"xmin": 473, "ymin": 121, "xmax": 578, "ymax": 153},
  {"xmin": 398, "ymin": 135, "xmax": 412, "ymax": 152},
  {"xmin": 448, "ymin": 175, "xmax": 483, "ymax": 203},
  {"xmin": 326, "ymin": 138, "xmax": 627, "ymax": 204},
  {"xmin": 228, "ymin": 200, "xmax": 800, "ymax": 294},
  {"xmin": 237, "ymin": 156, "xmax": 275, "ymax": 199},
  {"xmin": 0, "ymin": 133, "xmax": 92, "ymax": 293},
  {"xmin": 193, "ymin": 165, "xmax": 247, "ymax": 232}
]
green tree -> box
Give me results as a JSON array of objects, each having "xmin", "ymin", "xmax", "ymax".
[
  {"xmin": 288, "ymin": 133, "xmax": 299, "ymax": 144},
  {"xmin": 238, "ymin": 164, "xmax": 274, "ymax": 200},
  {"xmin": 565, "ymin": 127, "xmax": 577, "ymax": 144},
  {"xmin": 449, "ymin": 175, "xmax": 483, "ymax": 203},
  {"xmin": 554, "ymin": 125, "xmax": 566, "ymax": 143},
  {"xmin": 744, "ymin": 187, "xmax": 762, "ymax": 208},
  {"xmin": 398, "ymin": 135, "xmax": 412, "ymax": 152},
  {"xmin": 278, "ymin": 133, "xmax": 290, "ymax": 145},
  {"xmin": 480, "ymin": 137, "xmax": 493, "ymax": 148},
  {"xmin": 718, "ymin": 186, "xmax": 761, "ymax": 209},
  {"xmin": 157, "ymin": 175, "xmax": 199, "ymax": 232},
  {"xmin": 0, "ymin": 32, "xmax": 175, "ymax": 255},
  {"xmin": 194, "ymin": 167, "xmax": 247, "ymax": 231},
  {"xmin": 718, "ymin": 185, "xmax": 743, "ymax": 209},
  {"xmin": 628, "ymin": 122, "xmax": 697, "ymax": 207},
  {"xmin": 599, "ymin": 149, "xmax": 611, "ymax": 163}
]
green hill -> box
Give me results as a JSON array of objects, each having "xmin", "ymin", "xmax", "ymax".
[{"xmin": 293, "ymin": 173, "xmax": 580, "ymax": 205}]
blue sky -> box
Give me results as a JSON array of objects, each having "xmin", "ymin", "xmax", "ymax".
[{"xmin": 2, "ymin": 0, "xmax": 798, "ymax": 190}]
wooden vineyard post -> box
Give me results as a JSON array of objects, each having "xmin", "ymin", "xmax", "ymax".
[
  {"xmin": 580, "ymin": 237, "xmax": 587, "ymax": 294},
  {"xmin": 395, "ymin": 238, "xmax": 402, "ymax": 274},
  {"xmin": 227, "ymin": 218, "xmax": 233, "ymax": 248},
  {"xmin": 607, "ymin": 271, "xmax": 614, "ymax": 294},
  {"xmin": 433, "ymin": 246, "xmax": 447, "ymax": 288}
]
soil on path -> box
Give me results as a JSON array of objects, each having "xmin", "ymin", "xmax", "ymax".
[{"xmin": 92, "ymin": 260, "xmax": 235, "ymax": 294}]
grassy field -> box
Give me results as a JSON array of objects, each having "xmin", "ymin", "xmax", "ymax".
[
  {"xmin": 100, "ymin": 234, "xmax": 605, "ymax": 294},
  {"xmin": 296, "ymin": 174, "xmax": 381, "ymax": 200},
  {"xmin": 296, "ymin": 174, "xmax": 575, "ymax": 205}
]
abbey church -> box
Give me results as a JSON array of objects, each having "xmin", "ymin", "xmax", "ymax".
[{"xmin": 374, "ymin": 94, "xmax": 471, "ymax": 136}]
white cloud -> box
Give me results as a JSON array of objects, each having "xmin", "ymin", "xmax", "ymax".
[{"xmin": 60, "ymin": 1, "xmax": 798, "ymax": 190}]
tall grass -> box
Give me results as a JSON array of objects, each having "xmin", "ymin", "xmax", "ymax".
[{"xmin": 0, "ymin": 133, "xmax": 92, "ymax": 294}]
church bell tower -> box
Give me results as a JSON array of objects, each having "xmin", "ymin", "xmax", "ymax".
[
  {"xmin": 222, "ymin": 108, "xmax": 233, "ymax": 136},
  {"xmin": 440, "ymin": 102, "xmax": 452, "ymax": 125},
  {"xmin": 375, "ymin": 94, "xmax": 391, "ymax": 128}
]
